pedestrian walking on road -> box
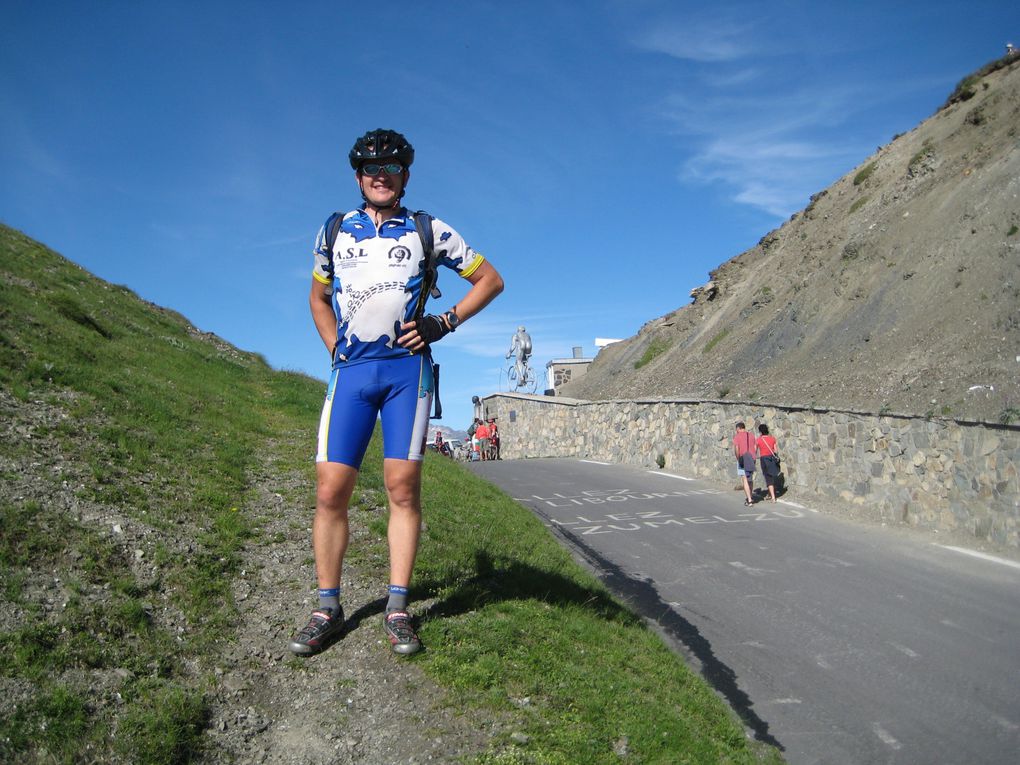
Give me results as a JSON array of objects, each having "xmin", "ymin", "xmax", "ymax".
[
  {"xmin": 756, "ymin": 423, "xmax": 781, "ymax": 503},
  {"xmin": 733, "ymin": 421, "xmax": 756, "ymax": 505}
]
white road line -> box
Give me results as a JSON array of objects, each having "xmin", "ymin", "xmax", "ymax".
[
  {"xmin": 888, "ymin": 641, "xmax": 919, "ymax": 659},
  {"xmin": 650, "ymin": 471, "xmax": 694, "ymax": 481},
  {"xmin": 777, "ymin": 499, "xmax": 818, "ymax": 513},
  {"xmin": 578, "ymin": 459, "xmax": 611, "ymax": 465},
  {"xmin": 991, "ymin": 715, "xmax": 1019, "ymax": 732},
  {"xmin": 771, "ymin": 698, "xmax": 802, "ymax": 704},
  {"xmin": 728, "ymin": 561, "xmax": 775, "ymax": 576},
  {"xmin": 933, "ymin": 544, "xmax": 1020, "ymax": 571},
  {"xmin": 817, "ymin": 554, "xmax": 855, "ymax": 567},
  {"xmin": 872, "ymin": 723, "xmax": 902, "ymax": 750}
]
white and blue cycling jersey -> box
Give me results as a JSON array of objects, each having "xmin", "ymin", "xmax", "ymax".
[{"xmin": 312, "ymin": 206, "xmax": 484, "ymax": 367}]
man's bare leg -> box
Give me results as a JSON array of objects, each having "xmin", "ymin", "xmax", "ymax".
[
  {"xmin": 381, "ymin": 457, "xmax": 424, "ymax": 655},
  {"xmin": 313, "ymin": 461, "xmax": 359, "ymax": 591},
  {"xmin": 289, "ymin": 461, "xmax": 358, "ymax": 656},
  {"xmin": 383, "ymin": 458, "xmax": 423, "ymax": 591}
]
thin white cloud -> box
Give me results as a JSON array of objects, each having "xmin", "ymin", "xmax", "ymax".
[
  {"xmin": 636, "ymin": 20, "xmax": 884, "ymax": 219},
  {"xmin": 445, "ymin": 309, "xmax": 599, "ymax": 363},
  {"xmin": 150, "ymin": 221, "xmax": 220, "ymax": 243},
  {"xmin": 680, "ymin": 132, "xmax": 858, "ymax": 220},
  {"xmin": 633, "ymin": 16, "xmax": 756, "ymax": 62},
  {"xmin": 623, "ymin": 4, "xmax": 967, "ymax": 220},
  {"xmin": 446, "ymin": 314, "xmax": 528, "ymax": 358},
  {"xmin": 0, "ymin": 98, "xmax": 71, "ymax": 183},
  {"xmin": 249, "ymin": 232, "xmax": 310, "ymax": 250},
  {"xmin": 441, "ymin": 370, "xmax": 510, "ymax": 409},
  {"xmin": 703, "ymin": 67, "xmax": 761, "ymax": 88},
  {"xmin": 682, "ymin": 133, "xmax": 857, "ymax": 216}
]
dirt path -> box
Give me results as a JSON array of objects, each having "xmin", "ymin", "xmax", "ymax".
[
  {"xmin": 195, "ymin": 423, "xmax": 504, "ymax": 763},
  {"xmin": 202, "ymin": 450, "xmax": 497, "ymax": 764}
]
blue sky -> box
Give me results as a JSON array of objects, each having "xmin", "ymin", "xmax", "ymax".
[{"xmin": 2, "ymin": 1, "xmax": 1018, "ymax": 433}]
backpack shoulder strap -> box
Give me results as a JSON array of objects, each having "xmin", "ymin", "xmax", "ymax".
[
  {"xmin": 411, "ymin": 210, "xmax": 441, "ymax": 322},
  {"xmin": 411, "ymin": 210, "xmax": 446, "ymax": 421},
  {"xmin": 325, "ymin": 211, "xmax": 345, "ymax": 254},
  {"xmin": 412, "ymin": 209, "xmax": 434, "ymax": 254}
]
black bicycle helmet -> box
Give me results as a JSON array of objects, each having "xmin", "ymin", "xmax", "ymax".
[{"xmin": 348, "ymin": 129, "xmax": 414, "ymax": 170}]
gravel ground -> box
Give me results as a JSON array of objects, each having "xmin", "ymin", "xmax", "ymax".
[
  {"xmin": 201, "ymin": 466, "xmax": 498, "ymax": 764},
  {"xmin": 199, "ymin": 479, "xmax": 497, "ymax": 765}
]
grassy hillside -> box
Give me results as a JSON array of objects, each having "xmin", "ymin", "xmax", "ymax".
[
  {"xmin": 0, "ymin": 223, "xmax": 782, "ymax": 764},
  {"xmin": 0, "ymin": 223, "xmax": 324, "ymax": 762}
]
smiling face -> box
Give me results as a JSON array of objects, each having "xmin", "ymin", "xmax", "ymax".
[{"xmin": 356, "ymin": 163, "xmax": 409, "ymax": 209}]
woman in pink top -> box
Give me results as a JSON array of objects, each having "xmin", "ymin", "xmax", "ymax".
[{"xmin": 756, "ymin": 424, "xmax": 780, "ymax": 503}]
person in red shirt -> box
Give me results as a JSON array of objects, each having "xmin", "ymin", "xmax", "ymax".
[
  {"xmin": 487, "ymin": 418, "xmax": 500, "ymax": 460},
  {"xmin": 756, "ymin": 424, "xmax": 781, "ymax": 503},
  {"xmin": 475, "ymin": 420, "xmax": 491, "ymax": 461},
  {"xmin": 434, "ymin": 429, "xmax": 450, "ymax": 457},
  {"xmin": 732, "ymin": 421, "xmax": 756, "ymax": 506}
]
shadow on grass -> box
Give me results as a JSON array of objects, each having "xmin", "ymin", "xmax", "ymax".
[
  {"xmin": 412, "ymin": 537, "xmax": 783, "ymax": 751},
  {"xmin": 541, "ymin": 523, "xmax": 783, "ymax": 751},
  {"xmin": 334, "ymin": 551, "xmax": 635, "ymax": 661},
  {"xmin": 337, "ymin": 539, "xmax": 782, "ymax": 751},
  {"xmin": 419, "ymin": 550, "xmax": 638, "ymax": 624}
]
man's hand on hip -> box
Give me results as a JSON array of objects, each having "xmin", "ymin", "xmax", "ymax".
[{"xmin": 397, "ymin": 315, "xmax": 450, "ymax": 352}]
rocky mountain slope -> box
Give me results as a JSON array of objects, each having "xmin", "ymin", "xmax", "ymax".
[{"xmin": 561, "ymin": 55, "xmax": 1020, "ymax": 423}]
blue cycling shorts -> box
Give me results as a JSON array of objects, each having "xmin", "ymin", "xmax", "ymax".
[{"xmin": 316, "ymin": 354, "xmax": 434, "ymax": 468}]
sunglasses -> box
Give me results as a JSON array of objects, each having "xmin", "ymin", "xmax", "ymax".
[{"xmin": 361, "ymin": 162, "xmax": 403, "ymax": 176}]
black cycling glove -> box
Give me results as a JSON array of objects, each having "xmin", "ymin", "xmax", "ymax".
[{"xmin": 417, "ymin": 314, "xmax": 452, "ymax": 346}]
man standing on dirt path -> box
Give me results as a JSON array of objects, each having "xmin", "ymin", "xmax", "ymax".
[{"xmin": 289, "ymin": 129, "xmax": 504, "ymax": 657}]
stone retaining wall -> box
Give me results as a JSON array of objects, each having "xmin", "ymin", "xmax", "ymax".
[{"xmin": 479, "ymin": 393, "xmax": 1020, "ymax": 548}]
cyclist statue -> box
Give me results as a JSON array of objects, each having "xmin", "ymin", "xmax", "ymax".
[{"xmin": 506, "ymin": 325, "xmax": 533, "ymax": 388}]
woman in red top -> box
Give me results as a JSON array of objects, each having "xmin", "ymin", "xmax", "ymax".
[
  {"xmin": 756, "ymin": 424, "xmax": 780, "ymax": 503},
  {"xmin": 474, "ymin": 421, "xmax": 491, "ymax": 461}
]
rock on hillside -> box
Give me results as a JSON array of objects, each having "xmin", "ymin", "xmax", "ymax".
[{"xmin": 561, "ymin": 55, "xmax": 1020, "ymax": 423}]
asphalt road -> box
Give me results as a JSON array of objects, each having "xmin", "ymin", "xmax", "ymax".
[{"xmin": 467, "ymin": 457, "xmax": 1020, "ymax": 765}]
